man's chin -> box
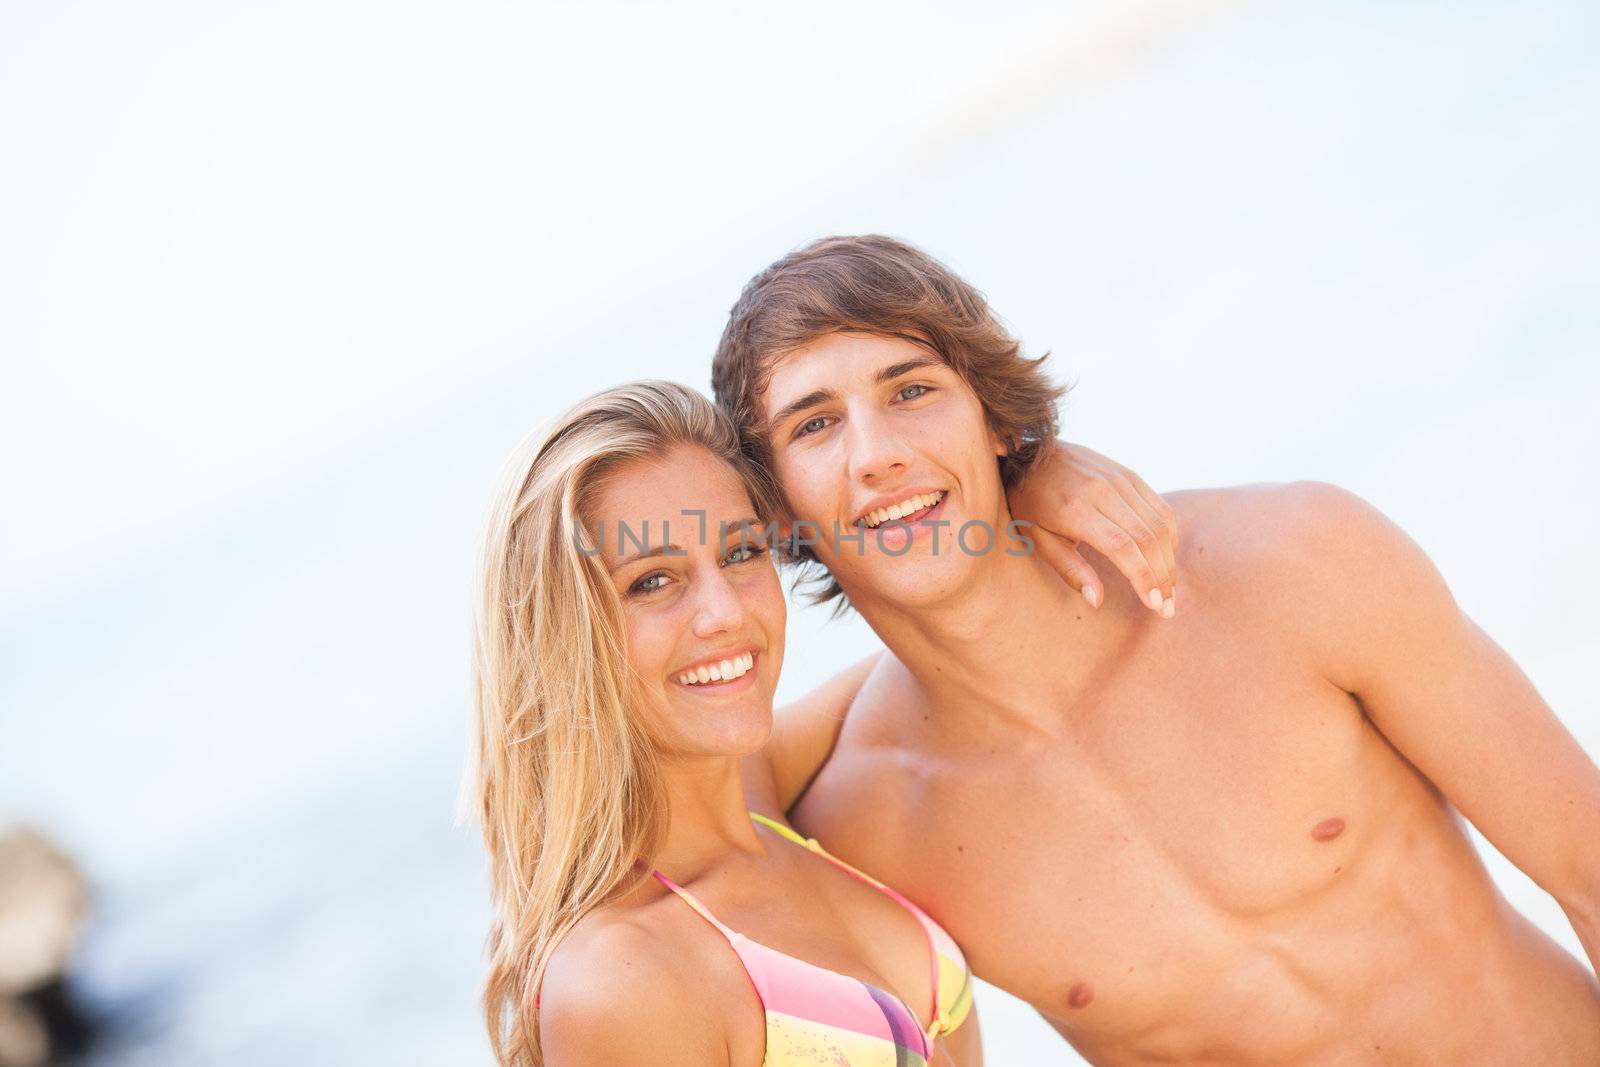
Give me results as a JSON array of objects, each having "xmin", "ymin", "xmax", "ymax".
[{"xmin": 834, "ymin": 554, "xmax": 973, "ymax": 611}]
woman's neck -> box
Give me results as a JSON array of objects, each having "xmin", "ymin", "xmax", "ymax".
[{"xmin": 651, "ymin": 754, "xmax": 766, "ymax": 876}]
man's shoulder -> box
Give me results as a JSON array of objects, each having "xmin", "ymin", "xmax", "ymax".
[
  {"xmin": 1169, "ymin": 481, "xmax": 1393, "ymax": 589},
  {"xmin": 790, "ymin": 654, "xmax": 931, "ymax": 835},
  {"xmin": 1168, "ymin": 482, "xmax": 1431, "ymax": 655},
  {"xmin": 839, "ymin": 650, "xmax": 933, "ymax": 747},
  {"xmin": 1170, "ymin": 478, "xmax": 1373, "ymax": 534},
  {"xmin": 762, "ymin": 650, "xmax": 886, "ymax": 809}
]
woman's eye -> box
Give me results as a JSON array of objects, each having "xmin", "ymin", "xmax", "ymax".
[
  {"xmin": 630, "ymin": 572, "xmax": 670, "ymax": 595},
  {"xmin": 724, "ymin": 543, "xmax": 769, "ymax": 566},
  {"xmin": 898, "ymin": 383, "xmax": 930, "ymax": 401},
  {"xmin": 796, "ymin": 415, "xmax": 831, "ymax": 438}
]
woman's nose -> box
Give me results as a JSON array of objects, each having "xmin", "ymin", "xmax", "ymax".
[{"xmin": 690, "ymin": 568, "xmax": 745, "ymax": 638}]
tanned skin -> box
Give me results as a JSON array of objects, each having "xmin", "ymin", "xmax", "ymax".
[
  {"xmin": 755, "ymin": 331, "xmax": 1600, "ymax": 1065},
  {"xmin": 541, "ymin": 445, "xmax": 983, "ymax": 1066},
  {"xmin": 542, "ymin": 437, "xmax": 1173, "ymax": 1067}
]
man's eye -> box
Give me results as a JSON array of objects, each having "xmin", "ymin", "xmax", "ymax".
[
  {"xmin": 630, "ymin": 572, "xmax": 670, "ymax": 595},
  {"xmin": 796, "ymin": 415, "xmax": 831, "ymax": 438},
  {"xmin": 898, "ymin": 383, "xmax": 930, "ymax": 401}
]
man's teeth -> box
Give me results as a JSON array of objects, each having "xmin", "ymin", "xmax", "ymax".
[
  {"xmin": 862, "ymin": 490, "xmax": 945, "ymax": 529},
  {"xmin": 678, "ymin": 651, "xmax": 755, "ymax": 687}
]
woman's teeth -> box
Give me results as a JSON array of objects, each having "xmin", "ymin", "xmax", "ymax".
[
  {"xmin": 862, "ymin": 490, "xmax": 944, "ymax": 529},
  {"xmin": 677, "ymin": 651, "xmax": 755, "ymax": 687}
]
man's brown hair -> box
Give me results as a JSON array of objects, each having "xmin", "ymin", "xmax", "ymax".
[{"xmin": 711, "ymin": 234, "xmax": 1069, "ymax": 608}]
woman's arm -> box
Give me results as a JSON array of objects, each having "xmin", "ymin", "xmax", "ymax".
[
  {"xmin": 541, "ymin": 917, "xmax": 731, "ymax": 1066},
  {"xmin": 1007, "ymin": 439, "xmax": 1179, "ymax": 616}
]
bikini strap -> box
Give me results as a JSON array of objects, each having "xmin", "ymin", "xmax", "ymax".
[
  {"xmin": 748, "ymin": 810, "xmax": 892, "ymax": 890},
  {"xmin": 650, "ymin": 869, "xmax": 739, "ymax": 941},
  {"xmin": 746, "ymin": 811, "xmax": 943, "ymax": 1024}
]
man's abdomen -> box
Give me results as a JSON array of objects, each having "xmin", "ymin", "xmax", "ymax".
[{"xmin": 971, "ymin": 782, "xmax": 1598, "ymax": 1065}]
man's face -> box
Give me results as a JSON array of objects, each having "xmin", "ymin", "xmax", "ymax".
[{"xmin": 760, "ymin": 331, "xmax": 1010, "ymax": 610}]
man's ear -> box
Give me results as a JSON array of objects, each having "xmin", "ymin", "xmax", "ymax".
[{"xmin": 989, "ymin": 425, "xmax": 1015, "ymax": 458}]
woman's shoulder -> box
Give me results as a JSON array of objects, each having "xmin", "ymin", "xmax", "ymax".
[{"xmin": 538, "ymin": 889, "xmax": 736, "ymax": 1065}]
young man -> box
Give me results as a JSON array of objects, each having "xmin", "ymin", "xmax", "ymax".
[{"xmin": 715, "ymin": 235, "xmax": 1600, "ymax": 1063}]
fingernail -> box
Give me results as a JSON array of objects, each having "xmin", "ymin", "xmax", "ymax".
[
  {"xmin": 1083, "ymin": 586, "xmax": 1099, "ymax": 608},
  {"xmin": 1161, "ymin": 596, "xmax": 1175, "ymax": 619},
  {"xmin": 1147, "ymin": 588, "xmax": 1163, "ymax": 609}
]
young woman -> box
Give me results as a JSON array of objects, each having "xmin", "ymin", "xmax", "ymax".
[{"xmin": 462, "ymin": 380, "xmax": 1174, "ymax": 1066}]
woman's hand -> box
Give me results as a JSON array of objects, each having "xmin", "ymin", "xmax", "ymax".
[{"xmin": 1007, "ymin": 440, "xmax": 1178, "ymax": 616}]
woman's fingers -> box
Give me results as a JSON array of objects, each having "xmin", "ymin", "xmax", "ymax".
[
  {"xmin": 1121, "ymin": 466, "xmax": 1180, "ymax": 558},
  {"xmin": 1007, "ymin": 440, "xmax": 1180, "ymax": 616},
  {"xmin": 1107, "ymin": 472, "xmax": 1178, "ymax": 610},
  {"xmin": 1027, "ymin": 528, "xmax": 1103, "ymax": 608},
  {"xmin": 1079, "ymin": 493, "xmax": 1172, "ymax": 616}
]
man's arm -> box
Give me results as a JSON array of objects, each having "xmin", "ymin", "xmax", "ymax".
[
  {"xmin": 1281, "ymin": 482, "xmax": 1600, "ymax": 974},
  {"xmin": 744, "ymin": 651, "xmax": 882, "ymax": 812},
  {"xmin": 941, "ymin": 998, "xmax": 985, "ymax": 1065}
]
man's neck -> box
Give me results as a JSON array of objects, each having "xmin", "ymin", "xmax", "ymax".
[{"xmin": 849, "ymin": 539, "xmax": 1135, "ymax": 734}]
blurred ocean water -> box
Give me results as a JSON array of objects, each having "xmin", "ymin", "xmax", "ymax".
[{"xmin": 2, "ymin": 1, "xmax": 1597, "ymax": 1063}]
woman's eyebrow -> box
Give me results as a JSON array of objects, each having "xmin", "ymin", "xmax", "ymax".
[
  {"xmin": 607, "ymin": 516, "xmax": 767, "ymax": 573},
  {"xmin": 607, "ymin": 543, "xmax": 685, "ymax": 574},
  {"xmin": 719, "ymin": 517, "xmax": 768, "ymax": 541}
]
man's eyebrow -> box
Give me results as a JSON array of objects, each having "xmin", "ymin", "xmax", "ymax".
[
  {"xmin": 875, "ymin": 355, "xmax": 944, "ymax": 383},
  {"xmin": 769, "ymin": 388, "xmax": 834, "ymax": 430},
  {"xmin": 767, "ymin": 354, "xmax": 947, "ymax": 430}
]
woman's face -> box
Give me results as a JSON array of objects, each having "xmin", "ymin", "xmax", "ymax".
[{"xmin": 591, "ymin": 443, "xmax": 787, "ymax": 762}]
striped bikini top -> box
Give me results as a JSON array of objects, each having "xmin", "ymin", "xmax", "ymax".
[{"xmin": 651, "ymin": 812, "xmax": 973, "ymax": 1067}]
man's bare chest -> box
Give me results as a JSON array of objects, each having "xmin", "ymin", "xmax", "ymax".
[{"xmin": 792, "ymin": 659, "xmax": 1421, "ymax": 1039}]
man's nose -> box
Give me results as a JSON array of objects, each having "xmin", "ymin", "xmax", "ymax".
[{"xmin": 844, "ymin": 404, "xmax": 911, "ymax": 484}]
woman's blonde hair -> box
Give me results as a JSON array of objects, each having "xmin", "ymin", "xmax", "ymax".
[{"xmin": 460, "ymin": 379, "xmax": 781, "ymax": 1067}]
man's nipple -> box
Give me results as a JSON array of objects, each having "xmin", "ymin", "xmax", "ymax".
[{"xmin": 1311, "ymin": 817, "xmax": 1346, "ymax": 842}]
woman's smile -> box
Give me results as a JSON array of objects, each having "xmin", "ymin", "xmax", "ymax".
[{"xmin": 672, "ymin": 648, "xmax": 761, "ymax": 694}]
